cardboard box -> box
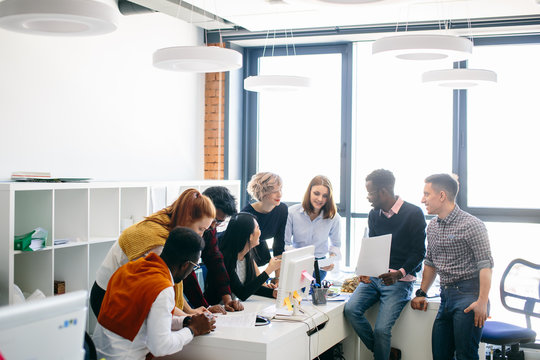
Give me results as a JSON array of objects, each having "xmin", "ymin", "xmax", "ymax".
[{"xmin": 54, "ymin": 280, "xmax": 65, "ymax": 295}]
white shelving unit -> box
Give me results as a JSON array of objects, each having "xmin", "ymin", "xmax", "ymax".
[{"xmin": 0, "ymin": 180, "xmax": 240, "ymax": 330}]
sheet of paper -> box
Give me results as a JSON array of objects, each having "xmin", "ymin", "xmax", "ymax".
[
  {"xmin": 215, "ymin": 312, "xmax": 256, "ymax": 328},
  {"xmin": 355, "ymin": 234, "xmax": 392, "ymax": 277},
  {"xmin": 317, "ymin": 256, "xmax": 336, "ymax": 268}
]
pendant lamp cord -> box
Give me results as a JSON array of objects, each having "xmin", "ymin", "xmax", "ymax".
[
  {"xmin": 291, "ymin": 29, "xmax": 297, "ymax": 56},
  {"xmin": 262, "ymin": 30, "xmax": 270, "ymax": 58}
]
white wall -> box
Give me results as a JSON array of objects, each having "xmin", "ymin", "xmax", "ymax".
[{"xmin": 0, "ymin": 11, "xmax": 205, "ymax": 181}]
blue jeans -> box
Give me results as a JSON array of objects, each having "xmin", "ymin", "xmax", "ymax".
[
  {"xmin": 432, "ymin": 278, "xmax": 487, "ymax": 360},
  {"xmin": 344, "ymin": 278, "xmax": 413, "ymax": 360}
]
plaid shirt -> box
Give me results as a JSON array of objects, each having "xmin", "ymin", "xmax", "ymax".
[{"xmin": 425, "ymin": 205, "xmax": 493, "ymax": 285}]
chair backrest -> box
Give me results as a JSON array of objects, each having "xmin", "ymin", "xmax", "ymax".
[{"xmin": 500, "ymin": 258, "xmax": 540, "ymax": 330}]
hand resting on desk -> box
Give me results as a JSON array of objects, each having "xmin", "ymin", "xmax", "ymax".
[{"xmin": 189, "ymin": 313, "xmax": 216, "ymax": 336}]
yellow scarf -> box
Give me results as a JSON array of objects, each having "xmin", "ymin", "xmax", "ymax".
[{"xmin": 118, "ymin": 212, "xmax": 184, "ymax": 309}]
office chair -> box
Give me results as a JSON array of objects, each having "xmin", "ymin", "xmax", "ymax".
[{"xmin": 481, "ymin": 259, "xmax": 539, "ymax": 360}]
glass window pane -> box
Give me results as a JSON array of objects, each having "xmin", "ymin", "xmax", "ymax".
[
  {"xmin": 468, "ymin": 44, "xmax": 540, "ymax": 209},
  {"xmin": 348, "ymin": 217, "xmax": 369, "ymax": 268},
  {"xmin": 258, "ymin": 53, "xmax": 342, "ymax": 203},
  {"xmin": 352, "ymin": 42, "xmax": 453, "ymax": 213},
  {"xmin": 484, "ymin": 222, "xmax": 540, "ymax": 333}
]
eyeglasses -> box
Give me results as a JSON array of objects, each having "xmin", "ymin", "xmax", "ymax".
[
  {"xmin": 188, "ymin": 261, "xmax": 200, "ymax": 271},
  {"xmin": 214, "ymin": 216, "xmax": 230, "ymax": 225}
]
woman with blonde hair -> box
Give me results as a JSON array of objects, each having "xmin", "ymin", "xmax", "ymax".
[
  {"xmin": 90, "ymin": 188, "xmax": 215, "ymax": 317},
  {"xmin": 241, "ymin": 172, "xmax": 288, "ymax": 273},
  {"xmin": 284, "ymin": 175, "xmax": 341, "ymax": 281}
]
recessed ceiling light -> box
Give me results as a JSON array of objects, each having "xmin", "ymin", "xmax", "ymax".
[{"xmin": 0, "ymin": 0, "xmax": 119, "ymax": 36}]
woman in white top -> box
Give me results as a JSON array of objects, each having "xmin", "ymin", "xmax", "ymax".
[{"xmin": 284, "ymin": 175, "xmax": 341, "ymax": 281}]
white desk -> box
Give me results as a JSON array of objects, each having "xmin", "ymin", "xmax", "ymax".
[
  {"xmin": 156, "ymin": 296, "xmax": 354, "ymax": 360},
  {"xmin": 351, "ymin": 299, "xmax": 485, "ymax": 360},
  {"xmin": 354, "ymin": 300, "xmax": 440, "ymax": 360}
]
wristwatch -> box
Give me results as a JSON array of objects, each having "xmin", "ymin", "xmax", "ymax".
[
  {"xmin": 183, "ymin": 316, "xmax": 194, "ymax": 335},
  {"xmin": 415, "ymin": 289, "xmax": 428, "ymax": 298}
]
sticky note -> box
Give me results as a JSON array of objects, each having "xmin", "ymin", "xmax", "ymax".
[
  {"xmin": 292, "ymin": 291, "xmax": 302, "ymax": 303},
  {"xmin": 284, "ymin": 296, "xmax": 293, "ymax": 311},
  {"xmin": 302, "ymin": 270, "xmax": 315, "ymax": 282}
]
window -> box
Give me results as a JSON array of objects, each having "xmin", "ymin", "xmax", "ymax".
[
  {"xmin": 483, "ymin": 222, "xmax": 540, "ymax": 331},
  {"xmin": 240, "ymin": 38, "xmax": 540, "ymax": 332},
  {"xmin": 467, "ymin": 44, "xmax": 540, "ymax": 209},
  {"xmin": 257, "ymin": 53, "xmax": 343, "ymax": 203},
  {"xmin": 352, "ymin": 42, "xmax": 453, "ymax": 213}
]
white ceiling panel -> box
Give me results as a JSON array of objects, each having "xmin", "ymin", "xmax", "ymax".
[{"xmin": 161, "ymin": 0, "xmax": 540, "ymax": 31}]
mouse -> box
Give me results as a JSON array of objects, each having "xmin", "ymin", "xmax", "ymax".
[{"xmin": 255, "ymin": 315, "xmax": 270, "ymax": 326}]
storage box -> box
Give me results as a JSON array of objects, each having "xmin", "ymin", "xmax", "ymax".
[{"xmin": 54, "ymin": 280, "xmax": 65, "ymax": 295}]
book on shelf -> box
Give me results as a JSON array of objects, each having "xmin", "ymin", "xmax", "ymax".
[
  {"xmin": 11, "ymin": 171, "xmax": 51, "ymax": 180},
  {"xmin": 11, "ymin": 171, "xmax": 91, "ymax": 182}
]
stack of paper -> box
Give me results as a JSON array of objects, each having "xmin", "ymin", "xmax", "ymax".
[{"xmin": 11, "ymin": 171, "xmax": 51, "ymax": 181}]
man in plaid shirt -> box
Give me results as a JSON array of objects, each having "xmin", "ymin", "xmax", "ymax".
[{"xmin": 412, "ymin": 173, "xmax": 493, "ymax": 360}]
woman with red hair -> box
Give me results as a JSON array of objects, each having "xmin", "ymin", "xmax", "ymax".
[{"xmin": 90, "ymin": 188, "xmax": 215, "ymax": 317}]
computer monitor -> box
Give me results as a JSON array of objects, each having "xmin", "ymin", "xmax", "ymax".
[
  {"xmin": 0, "ymin": 290, "xmax": 88, "ymax": 360},
  {"xmin": 276, "ymin": 246, "xmax": 315, "ymax": 315}
]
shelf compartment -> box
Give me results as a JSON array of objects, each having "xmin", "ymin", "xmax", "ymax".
[
  {"xmin": 54, "ymin": 189, "xmax": 89, "ymax": 245},
  {"xmin": 14, "ymin": 190, "xmax": 53, "ymax": 247},
  {"xmin": 54, "ymin": 245, "xmax": 88, "ymax": 294},
  {"xmin": 120, "ymin": 187, "xmax": 148, "ymax": 230},
  {"xmin": 89, "ymin": 188, "xmax": 119, "ymax": 240},
  {"xmin": 14, "ymin": 250, "xmax": 53, "ymax": 297},
  {"xmin": 88, "ymin": 241, "xmax": 115, "ymax": 333},
  {"xmin": 166, "ymin": 185, "xmax": 198, "ymax": 206},
  {"xmin": 88, "ymin": 237, "xmax": 117, "ymax": 244}
]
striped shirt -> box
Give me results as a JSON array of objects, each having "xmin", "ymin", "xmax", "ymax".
[{"xmin": 425, "ymin": 204, "xmax": 493, "ymax": 285}]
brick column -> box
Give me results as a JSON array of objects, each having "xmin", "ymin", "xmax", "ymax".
[{"xmin": 204, "ymin": 43, "xmax": 226, "ymax": 180}]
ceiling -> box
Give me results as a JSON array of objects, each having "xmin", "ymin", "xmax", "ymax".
[{"xmin": 131, "ymin": 0, "xmax": 540, "ymax": 45}]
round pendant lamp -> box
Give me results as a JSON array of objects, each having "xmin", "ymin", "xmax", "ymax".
[
  {"xmin": 372, "ymin": 34, "xmax": 473, "ymax": 62},
  {"xmin": 0, "ymin": 0, "xmax": 119, "ymax": 36},
  {"xmin": 244, "ymin": 75, "xmax": 311, "ymax": 92},
  {"xmin": 422, "ymin": 69, "xmax": 497, "ymax": 89},
  {"xmin": 291, "ymin": 0, "xmax": 383, "ymax": 4},
  {"xmin": 153, "ymin": 46, "xmax": 242, "ymax": 73}
]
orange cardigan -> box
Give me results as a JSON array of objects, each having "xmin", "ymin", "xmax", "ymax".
[{"xmin": 98, "ymin": 253, "xmax": 173, "ymax": 341}]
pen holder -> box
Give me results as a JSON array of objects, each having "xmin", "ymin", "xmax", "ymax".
[{"xmin": 311, "ymin": 287, "xmax": 328, "ymax": 305}]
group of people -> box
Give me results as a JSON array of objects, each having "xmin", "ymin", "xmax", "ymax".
[
  {"xmin": 90, "ymin": 172, "xmax": 342, "ymax": 360},
  {"xmin": 89, "ymin": 168, "xmax": 493, "ymax": 360},
  {"xmin": 344, "ymin": 169, "xmax": 493, "ymax": 360}
]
